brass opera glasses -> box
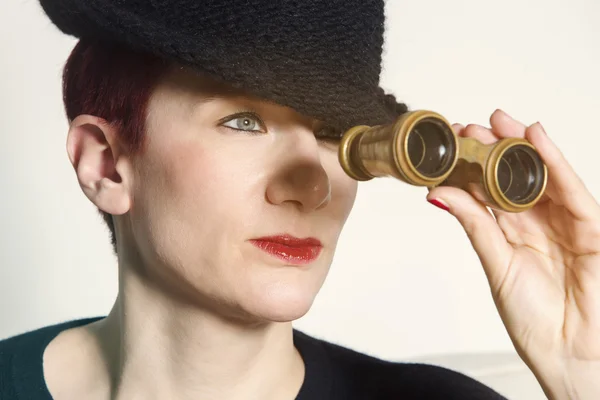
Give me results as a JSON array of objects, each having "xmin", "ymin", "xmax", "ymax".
[{"xmin": 338, "ymin": 110, "xmax": 548, "ymax": 212}]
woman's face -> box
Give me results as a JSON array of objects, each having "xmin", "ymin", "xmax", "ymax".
[{"xmin": 123, "ymin": 68, "xmax": 358, "ymax": 323}]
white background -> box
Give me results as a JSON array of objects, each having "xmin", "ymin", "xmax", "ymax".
[{"xmin": 1, "ymin": 0, "xmax": 599, "ymax": 368}]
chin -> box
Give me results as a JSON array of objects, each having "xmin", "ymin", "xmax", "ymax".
[{"xmin": 246, "ymin": 282, "xmax": 320, "ymax": 323}]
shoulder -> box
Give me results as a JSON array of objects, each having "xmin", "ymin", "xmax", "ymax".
[
  {"xmin": 0, "ymin": 317, "xmax": 104, "ymax": 398},
  {"xmin": 0, "ymin": 316, "xmax": 103, "ymax": 351},
  {"xmin": 294, "ymin": 330, "xmax": 508, "ymax": 400}
]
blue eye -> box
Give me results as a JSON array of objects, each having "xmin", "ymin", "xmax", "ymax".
[{"xmin": 221, "ymin": 113, "xmax": 265, "ymax": 133}]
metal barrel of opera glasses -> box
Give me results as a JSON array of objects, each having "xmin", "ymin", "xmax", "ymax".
[{"xmin": 338, "ymin": 110, "xmax": 548, "ymax": 212}]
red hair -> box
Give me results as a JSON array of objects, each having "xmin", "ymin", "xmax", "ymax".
[{"xmin": 62, "ymin": 39, "xmax": 171, "ymax": 253}]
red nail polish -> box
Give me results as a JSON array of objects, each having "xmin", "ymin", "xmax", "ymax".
[{"xmin": 428, "ymin": 198, "xmax": 450, "ymax": 212}]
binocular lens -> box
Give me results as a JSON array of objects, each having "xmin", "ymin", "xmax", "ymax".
[
  {"xmin": 407, "ymin": 118, "xmax": 457, "ymax": 178},
  {"xmin": 496, "ymin": 145, "xmax": 545, "ymax": 204}
]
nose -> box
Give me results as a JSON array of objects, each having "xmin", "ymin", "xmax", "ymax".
[{"xmin": 266, "ymin": 134, "xmax": 332, "ymax": 213}]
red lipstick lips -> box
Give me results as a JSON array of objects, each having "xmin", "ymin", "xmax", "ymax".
[{"xmin": 249, "ymin": 235, "xmax": 323, "ymax": 265}]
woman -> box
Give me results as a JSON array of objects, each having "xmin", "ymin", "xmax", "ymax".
[{"xmin": 1, "ymin": 1, "xmax": 598, "ymax": 399}]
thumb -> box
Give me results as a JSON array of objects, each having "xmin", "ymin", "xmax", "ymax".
[{"xmin": 426, "ymin": 186, "xmax": 513, "ymax": 289}]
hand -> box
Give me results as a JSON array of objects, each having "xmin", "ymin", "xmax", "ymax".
[{"xmin": 427, "ymin": 109, "xmax": 600, "ymax": 400}]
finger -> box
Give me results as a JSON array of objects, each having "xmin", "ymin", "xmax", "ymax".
[
  {"xmin": 461, "ymin": 124, "xmax": 497, "ymax": 145},
  {"xmin": 426, "ymin": 185, "xmax": 513, "ymax": 290},
  {"xmin": 489, "ymin": 109, "xmax": 527, "ymax": 139},
  {"xmin": 526, "ymin": 122, "xmax": 600, "ymax": 220},
  {"xmin": 451, "ymin": 123, "xmax": 465, "ymax": 135}
]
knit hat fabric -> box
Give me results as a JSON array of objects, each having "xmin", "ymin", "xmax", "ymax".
[{"xmin": 39, "ymin": 0, "xmax": 408, "ymax": 132}]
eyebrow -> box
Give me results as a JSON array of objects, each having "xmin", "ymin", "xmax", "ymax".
[
  {"xmin": 189, "ymin": 85, "xmax": 279, "ymax": 113},
  {"xmin": 189, "ymin": 93, "xmax": 263, "ymax": 113},
  {"xmin": 192, "ymin": 94, "xmax": 220, "ymax": 106},
  {"xmin": 171, "ymin": 65, "xmax": 255, "ymax": 104},
  {"xmin": 174, "ymin": 68, "xmax": 320, "ymax": 125}
]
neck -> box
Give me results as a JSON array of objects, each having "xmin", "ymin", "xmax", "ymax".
[{"xmin": 89, "ymin": 265, "xmax": 305, "ymax": 400}]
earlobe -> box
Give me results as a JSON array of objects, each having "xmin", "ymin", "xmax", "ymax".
[{"xmin": 66, "ymin": 114, "xmax": 132, "ymax": 216}]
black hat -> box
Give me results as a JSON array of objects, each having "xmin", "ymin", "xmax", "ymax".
[{"xmin": 39, "ymin": 0, "xmax": 408, "ymax": 132}]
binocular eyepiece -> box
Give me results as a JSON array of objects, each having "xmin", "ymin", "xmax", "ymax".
[{"xmin": 339, "ymin": 110, "xmax": 548, "ymax": 212}]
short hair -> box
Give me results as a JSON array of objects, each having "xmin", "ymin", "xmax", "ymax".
[{"xmin": 62, "ymin": 39, "xmax": 170, "ymax": 255}]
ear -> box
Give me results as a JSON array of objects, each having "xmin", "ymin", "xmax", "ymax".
[{"xmin": 66, "ymin": 115, "xmax": 132, "ymax": 216}]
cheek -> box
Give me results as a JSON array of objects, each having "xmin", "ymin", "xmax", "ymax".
[
  {"xmin": 132, "ymin": 142, "xmax": 245, "ymax": 254},
  {"xmin": 325, "ymin": 152, "xmax": 358, "ymax": 220},
  {"xmin": 138, "ymin": 135, "xmax": 276, "ymax": 251},
  {"xmin": 154, "ymin": 141, "xmax": 262, "ymax": 224},
  {"xmin": 130, "ymin": 138, "xmax": 270, "ymax": 296},
  {"xmin": 333, "ymin": 176, "xmax": 357, "ymax": 226}
]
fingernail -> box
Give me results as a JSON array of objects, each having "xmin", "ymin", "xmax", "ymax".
[
  {"xmin": 428, "ymin": 198, "xmax": 450, "ymax": 212},
  {"xmin": 496, "ymin": 109, "xmax": 513, "ymax": 120},
  {"xmin": 534, "ymin": 121, "xmax": 547, "ymax": 134}
]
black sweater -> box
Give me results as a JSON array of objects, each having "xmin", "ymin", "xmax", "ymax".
[{"xmin": 0, "ymin": 317, "xmax": 508, "ymax": 399}]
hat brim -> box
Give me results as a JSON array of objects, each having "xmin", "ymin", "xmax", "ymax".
[{"xmin": 40, "ymin": 0, "xmax": 403, "ymax": 131}]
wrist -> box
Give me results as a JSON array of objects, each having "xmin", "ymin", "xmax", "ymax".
[{"xmin": 528, "ymin": 356, "xmax": 600, "ymax": 400}]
